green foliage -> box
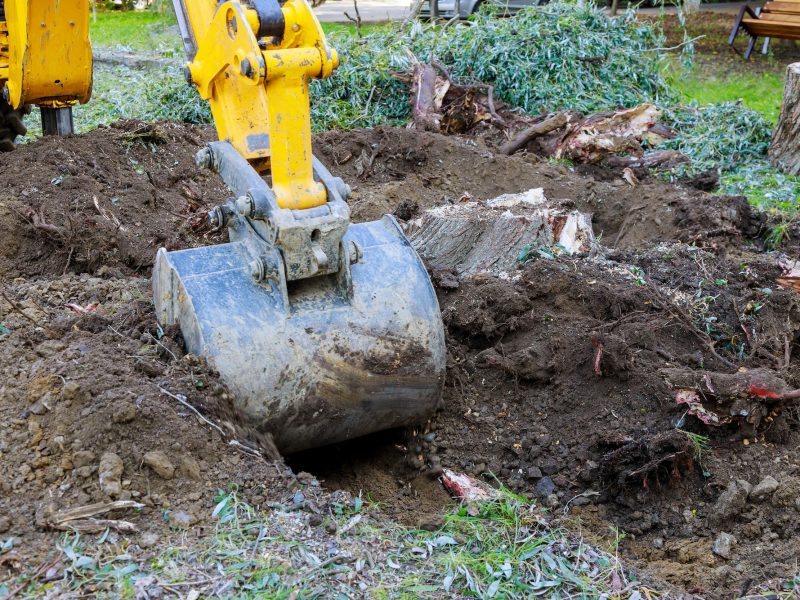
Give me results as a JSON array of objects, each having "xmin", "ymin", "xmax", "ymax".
[
  {"xmin": 661, "ymin": 101, "xmax": 773, "ymax": 176},
  {"xmin": 719, "ymin": 160, "xmax": 800, "ymax": 213},
  {"xmin": 312, "ymin": 3, "xmax": 675, "ymax": 130}
]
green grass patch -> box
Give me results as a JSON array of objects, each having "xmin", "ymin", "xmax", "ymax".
[
  {"xmin": 88, "ymin": 9, "xmax": 367, "ymax": 55},
  {"xmin": 668, "ymin": 65, "xmax": 784, "ymax": 124},
  {"xmin": 89, "ymin": 10, "xmax": 181, "ymax": 55},
  {"xmin": 4, "ymin": 487, "xmax": 658, "ymax": 599}
]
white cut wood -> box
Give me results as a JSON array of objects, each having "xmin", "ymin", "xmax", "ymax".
[{"xmin": 405, "ymin": 188, "xmax": 594, "ymax": 278}]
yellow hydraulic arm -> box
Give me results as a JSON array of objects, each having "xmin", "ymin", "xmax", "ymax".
[
  {"xmin": 0, "ymin": 0, "xmax": 92, "ymax": 138},
  {"xmin": 173, "ymin": 0, "xmax": 339, "ymax": 210}
]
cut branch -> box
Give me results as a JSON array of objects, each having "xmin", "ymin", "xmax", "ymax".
[{"xmin": 498, "ymin": 112, "xmax": 570, "ymax": 155}]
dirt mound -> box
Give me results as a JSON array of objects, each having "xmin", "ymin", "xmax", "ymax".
[
  {"xmin": 316, "ymin": 126, "xmax": 766, "ymax": 249},
  {"xmin": 0, "ymin": 121, "xmax": 228, "ymax": 277},
  {"xmin": 2, "ymin": 123, "xmax": 799, "ymax": 598}
]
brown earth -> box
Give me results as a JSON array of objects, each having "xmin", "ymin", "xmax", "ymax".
[{"xmin": 1, "ymin": 123, "xmax": 799, "ymax": 599}]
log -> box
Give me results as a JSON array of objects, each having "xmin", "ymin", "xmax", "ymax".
[
  {"xmin": 770, "ymin": 62, "xmax": 800, "ymax": 175},
  {"xmin": 408, "ymin": 58, "xmax": 444, "ymax": 132},
  {"xmin": 405, "ymin": 188, "xmax": 594, "ymax": 278},
  {"xmin": 497, "ymin": 112, "xmax": 570, "ymax": 155}
]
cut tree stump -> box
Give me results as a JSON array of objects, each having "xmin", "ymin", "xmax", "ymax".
[
  {"xmin": 405, "ymin": 188, "xmax": 594, "ymax": 278},
  {"xmin": 770, "ymin": 62, "xmax": 800, "ymax": 175}
]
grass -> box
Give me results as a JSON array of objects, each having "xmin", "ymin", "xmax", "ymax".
[
  {"xmin": 668, "ymin": 63, "xmax": 785, "ymax": 124},
  {"xmin": 89, "ymin": 10, "xmax": 181, "ymax": 55},
  {"xmin": 4, "ymin": 488, "xmax": 657, "ymax": 599},
  {"xmin": 88, "ymin": 9, "xmax": 369, "ymax": 55}
]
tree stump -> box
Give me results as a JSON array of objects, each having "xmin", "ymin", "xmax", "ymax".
[
  {"xmin": 769, "ymin": 62, "xmax": 800, "ymax": 175},
  {"xmin": 405, "ymin": 188, "xmax": 594, "ymax": 278}
]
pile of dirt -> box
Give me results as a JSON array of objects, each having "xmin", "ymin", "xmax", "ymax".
[
  {"xmin": 2, "ymin": 123, "xmax": 799, "ymax": 598},
  {"xmin": 0, "ymin": 121, "xmax": 228, "ymax": 277}
]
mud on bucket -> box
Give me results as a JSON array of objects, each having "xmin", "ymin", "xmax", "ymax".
[{"xmin": 153, "ymin": 214, "xmax": 447, "ymax": 453}]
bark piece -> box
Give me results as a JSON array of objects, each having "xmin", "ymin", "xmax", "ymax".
[{"xmin": 770, "ymin": 62, "xmax": 800, "ymax": 175}]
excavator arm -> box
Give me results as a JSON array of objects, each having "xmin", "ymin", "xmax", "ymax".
[
  {"xmin": 174, "ymin": 0, "xmax": 338, "ymax": 210},
  {"xmin": 0, "ymin": 1, "xmax": 444, "ymax": 453}
]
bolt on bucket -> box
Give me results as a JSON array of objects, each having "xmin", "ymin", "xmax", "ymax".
[{"xmin": 152, "ymin": 143, "xmax": 446, "ymax": 453}]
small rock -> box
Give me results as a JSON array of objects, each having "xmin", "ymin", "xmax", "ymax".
[
  {"xmin": 308, "ymin": 513, "xmax": 323, "ymax": 527},
  {"xmin": 179, "ymin": 455, "xmax": 202, "ymax": 480},
  {"xmin": 74, "ymin": 465, "xmax": 95, "ymax": 478},
  {"xmin": 712, "ymin": 532, "xmax": 736, "ymax": 559},
  {"xmin": 534, "ymin": 476, "xmax": 555, "ymax": 498},
  {"xmin": 710, "ymin": 480, "xmax": 749, "ymax": 525},
  {"xmin": 98, "ymin": 452, "xmax": 124, "ymax": 497},
  {"xmin": 60, "ymin": 381, "xmax": 88, "ymax": 403},
  {"xmin": 540, "ymin": 463, "xmax": 560, "ymax": 476},
  {"xmin": 143, "ymin": 451, "xmax": 175, "ymax": 479},
  {"xmin": 751, "ymin": 476, "xmax": 780, "ymax": 501},
  {"xmin": 526, "ymin": 466, "xmax": 543, "ymax": 480},
  {"xmin": 417, "ymin": 514, "xmax": 444, "ymax": 531},
  {"xmin": 112, "ymin": 403, "xmax": 137, "ymax": 424},
  {"xmin": 0, "ymin": 516, "xmax": 10, "ymax": 533},
  {"xmin": 652, "ymin": 537, "xmax": 664, "ymax": 549},
  {"xmin": 138, "ymin": 532, "xmax": 159, "ymax": 548},
  {"xmin": 72, "ymin": 450, "xmax": 96, "ymax": 468},
  {"xmin": 35, "ymin": 340, "xmax": 66, "ymax": 357},
  {"xmin": 28, "ymin": 398, "xmax": 50, "ymax": 415},
  {"xmin": 168, "ymin": 510, "xmax": 195, "ymax": 529},
  {"xmin": 736, "ymin": 479, "xmax": 752, "ymax": 497}
]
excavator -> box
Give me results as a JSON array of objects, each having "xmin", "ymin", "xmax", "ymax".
[{"xmin": 0, "ymin": 1, "xmax": 446, "ymax": 453}]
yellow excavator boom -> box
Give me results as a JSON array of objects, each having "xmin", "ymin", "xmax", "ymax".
[{"xmin": 175, "ymin": 0, "xmax": 338, "ymax": 209}]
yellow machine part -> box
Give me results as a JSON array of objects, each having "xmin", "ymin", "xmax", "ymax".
[
  {"xmin": 183, "ymin": 0, "xmax": 339, "ymax": 210},
  {"xmin": 0, "ymin": 0, "xmax": 92, "ymax": 109}
]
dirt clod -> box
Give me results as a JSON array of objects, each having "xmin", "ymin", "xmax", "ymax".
[
  {"xmin": 143, "ymin": 451, "xmax": 175, "ymax": 480},
  {"xmin": 98, "ymin": 452, "xmax": 124, "ymax": 497}
]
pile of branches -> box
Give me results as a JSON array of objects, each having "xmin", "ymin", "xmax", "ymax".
[{"xmin": 311, "ymin": 3, "xmax": 675, "ymax": 132}]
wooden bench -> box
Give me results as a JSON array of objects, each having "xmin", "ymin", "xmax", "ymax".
[{"xmin": 729, "ymin": 0, "xmax": 800, "ymax": 59}]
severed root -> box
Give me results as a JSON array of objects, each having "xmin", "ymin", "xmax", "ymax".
[
  {"xmin": 599, "ymin": 430, "xmax": 694, "ymax": 490},
  {"xmin": 27, "ymin": 207, "xmax": 66, "ymax": 239},
  {"xmin": 661, "ymin": 367, "xmax": 800, "ymax": 434}
]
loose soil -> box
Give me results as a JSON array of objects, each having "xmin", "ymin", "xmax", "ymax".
[{"xmin": 2, "ymin": 123, "xmax": 799, "ymax": 598}]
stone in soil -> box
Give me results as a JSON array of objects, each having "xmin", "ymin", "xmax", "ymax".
[
  {"xmin": 750, "ymin": 476, "xmax": 780, "ymax": 501},
  {"xmin": 98, "ymin": 452, "xmax": 124, "ymax": 498},
  {"xmin": 144, "ymin": 451, "xmax": 175, "ymax": 480},
  {"xmin": 713, "ymin": 532, "xmax": 736, "ymax": 559}
]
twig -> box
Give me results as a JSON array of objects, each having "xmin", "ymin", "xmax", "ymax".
[
  {"xmin": 62, "ymin": 246, "xmax": 75, "ymax": 276},
  {"xmin": 344, "ymin": 0, "xmax": 362, "ymax": 37},
  {"xmin": 158, "ymin": 385, "xmax": 225, "ymax": 436},
  {"xmin": 646, "ymin": 35, "xmax": 705, "ymax": 52},
  {"xmin": 27, "ymin": 207, "xmax": 66, "ymax": 238},
  {"xmin": 784, "ymin": 334, "xmax": 792, "ymax": 369},
  {"xmin": 0, "ymin": 287, "xmax": 43, "ymax": 328},
  {"xmin": 4, "ymin": 557, "xmax": 62, "ymax": 600},
  {"xmin": 144, "ymin": 331, "xmax": 178, "ymax": 361},
  {"xmin": 647, "ymin": 281, "xmax": 737, "ymax": 369},
  {"xmin": 592, "ymin": 338, "xmax": 604, "ymax": 376}
]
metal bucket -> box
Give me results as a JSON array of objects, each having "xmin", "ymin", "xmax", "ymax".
[{"xmin": 153, "ymin": 199, "xmax": 446, "ymax": 453}]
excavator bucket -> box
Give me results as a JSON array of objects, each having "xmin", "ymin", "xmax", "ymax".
[{"xmin": 153, "ymin": 143, "xmax": 446, "ymax": 453}]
